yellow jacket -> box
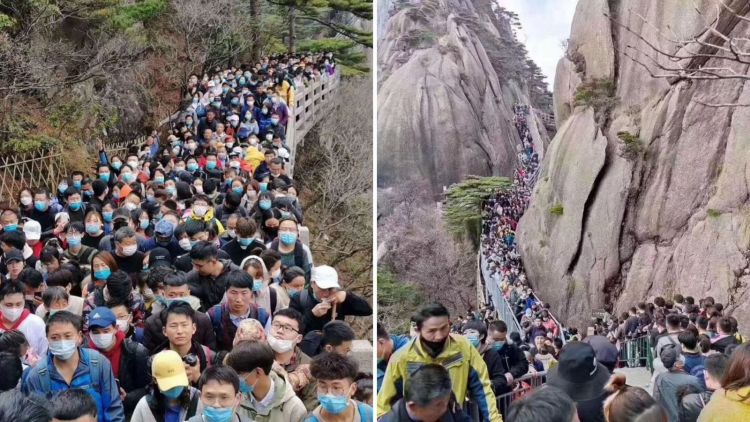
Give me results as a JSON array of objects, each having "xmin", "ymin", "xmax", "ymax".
[
  {"xmin": 698, "ymin": 387, "xmax": 750, "ymax": 422},
  {"xmin": 377, "ymin": 335, "xmax": 502, "ymax": 421},
  {"xmin": 244, "ymin": 147, "xmax": 266, "ymax": 171},
  {"xmin": 276, "ymin": 80, "xmax": 295, "ymax": 108},
  {"xmin": 188, "ymin": 207, "xmax": 225, "ymax": 235}
]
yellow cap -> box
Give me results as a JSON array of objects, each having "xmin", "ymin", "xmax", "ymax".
[{"xmin": 152, "ymin": 350, "xmax": 189, "ymax": 391}]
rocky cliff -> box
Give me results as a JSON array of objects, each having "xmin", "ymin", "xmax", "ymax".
[
  {"xmin": 518, "ymin": 0, "xmax": 750, "ymax": 331},
  {"xmin": 376, "ymin": 0, "xmax": 550, "ymax": 194}
]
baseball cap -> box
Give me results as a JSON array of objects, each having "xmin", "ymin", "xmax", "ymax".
[
  {"xmin": 5, "ymin": 248, "xmax": 23, "ymax": 263},
  {"xmin": 154, "ymin": 219, "xmax": 175, "ymax": 237},
  {"xmin": 23, "ymin": 220, "xmax": 41, "ymax": 240},
  {"xmin": 311, "ymin": 265, "xmax": 340, "ymax": 290},
  {"xmin": 148, "ymin": 247, "xmax": 172, "ymax": 269},
  {"xmin": 152, "ymin": 350, "xmax": 189, "ymax": 391},
  {"xmin": 88, "ymin": 307, "xmax": 117, "ymax": 329}
]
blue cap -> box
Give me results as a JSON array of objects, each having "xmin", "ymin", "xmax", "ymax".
[
  {"xmin": 155, "ymin": 219, "xmax": 175, "ymax": 237},
  {"xmin": 237, "ymin": 127, "xmax": 251, "ymax": 139},
  {"xmin": 88, "ymin": 307, "xmax": 116, "ymax": 329}
]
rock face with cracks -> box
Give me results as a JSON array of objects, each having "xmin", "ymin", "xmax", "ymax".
[
  {"xmin": 518, "ymin": 0, "xmax": 750, "ymax": 332},
  {"xmin": 377, "ymin": 0, "xmax": 549, "ymax": 194}
]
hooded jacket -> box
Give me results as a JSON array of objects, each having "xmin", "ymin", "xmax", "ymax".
[
  {"xmin": 377, "ymin": 335, "xmax": 501, "ymax": 422},
  {"xmin": 186, "ymin": 259, "xmax": 240, "ymax": 310},
  {"xmin": 236, "ymin": 371, "xmax": 307, "ymax": 422},
  {"xmin": 698, "ymin": 387, "xmax": 750, "ymax": 422}
]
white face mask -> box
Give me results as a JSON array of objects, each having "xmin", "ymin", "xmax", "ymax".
[
  {"xmin": 20, "ymin": 196, "xmax": 32, "ymax": 206},
  {"xmin": 121, "ymin": 245, "xmax": 138, "ymax": 256},
  {"xmin": 226, "ymin": 229, "xmax": 236, "ymax": 238},
  {"xmin": 267, "ymin": 333, "xmax": 295, "ymax": 353},
  {"xmin": 116, "ymin": 319, "xmax": 130, "ymax": 333},
  {"xmin": 193, "ymin": 205, "xmax": 208, "ymax": 217},
  {"xmin": 127, "ymin": 160, "xmax": 139, "ymax": 169},
  {"xmin": 91, "ymin": 332, "xmax": 116, "ymax": 350},
  {"xmin": 124, "ymin": 202, "xmax": 137, "ymax": 211},
  {"xmin": 1, "ymin": 306, "xmax": 23, "ymax": 322},
  {"xmin": 179, "ymin": 238, "xmax": 192, "ymax": 251}
]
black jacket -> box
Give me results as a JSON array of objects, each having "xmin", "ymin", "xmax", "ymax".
[
  {"xmin": 185, "ymin": 259, "xmax": 240, "ymax": 310},
  {"xmin": 143, "ymin": 308, "xmax": 217, "ymax": 353},
  {"xmin": 680, "ymin": 390, "xmax": 711, "ymax": 422},
  {"xmin": 289, "ymin": 288, "xmax": 372, "ymax": 334},
  {"xmin": 481, "ymin": 343, "xmax": 528, "ymax": 395},
  {"xmin": 220, "ymin": 239, "xmax": 266, "ymax": 266},
  {"xmin": 119, "ymin": 338, "xmax": 151, "ymax": 417}
]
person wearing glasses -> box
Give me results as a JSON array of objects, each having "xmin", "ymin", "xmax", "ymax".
[
  {"xmin": 131, "ymin": 350, "xmax": 203, "ymax": 422},
  {"xmin": 152, "ymin": 301, "xmax": 217, "ymax": 386}
]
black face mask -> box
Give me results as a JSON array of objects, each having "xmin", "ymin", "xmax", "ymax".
[{"xmin": 420, "ymin": 337, "xmax": 447, "ymax": 357}]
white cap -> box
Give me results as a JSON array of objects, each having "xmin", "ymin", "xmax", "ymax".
[
  {"xmin": 54, "ymin": 212, "xmax": 69, "ymax": 223},
  {"xmin": 311, "ymin": 265, "xmax": 340, "ymax": 289},
  {"xmin": 228, "ymin": 114, "xmax": 239, "ymax": 123},
  {"xmin": 23, "ymin": 220, "xmax": 41, "ymax": 240}
]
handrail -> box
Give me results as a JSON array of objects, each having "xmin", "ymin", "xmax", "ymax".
[{"xmin": 479, "ymin": 244, "xmax": 524, "ymax": 335}]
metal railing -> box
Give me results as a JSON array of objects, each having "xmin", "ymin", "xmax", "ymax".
[
  {"xmin": 495, "ymin": 371, "xmax": 547, "ymax": 417},
  {"xmin": 479, "ymin": 246, "xmax": 523, "ymax": 336},
  {"xmin": 618, "ymin": 335, "xmax": 654, "ymax": 372}
]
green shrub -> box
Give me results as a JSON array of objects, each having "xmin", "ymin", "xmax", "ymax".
[
  {"xmin": 549, "ymin": 203, "xmax": 564, "ymax": 216},
  {"xmin": 707, "ymin": 209, "xmax": 721, "ymax": 218},
  {"xmin": 574, "ymin": 78, "xmax": 618, "ymax": 126},
  {"xmin": 617, "ymin": 131, "xmax": 643, "ymax": 161}
]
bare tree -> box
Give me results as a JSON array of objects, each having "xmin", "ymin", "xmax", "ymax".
[{"xmin": 606, "ymin": 0, "xmax": 750, "ymax": 106}]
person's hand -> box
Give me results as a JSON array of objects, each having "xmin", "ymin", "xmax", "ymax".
[
  {"xmin": 312, "ymin": 301, "xmax": 332, "ymax": 317},
  {"xmin": 119, "ymin": 387, "xmax": 127, "ymax": 401},
  {"xmin": 96, "ymin": 139, "xmax": 104, "ymax": 151},
  {"xmin": 504, "ymin": 373, "xmax": 514, "ymax": 384}
]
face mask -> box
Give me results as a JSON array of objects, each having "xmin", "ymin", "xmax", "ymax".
[
  {"xmin": 267, "ymin": 333, "xmax": 295, "ymax": 353},
  {"xmin": 167, "ymin": 186, "xmax": 177, "ymax": 196},
  {"xmin": 124, "ymin": 202, "xmax": 137, "ymax": 211},
  {"xmin": 137, "ymin": 219, "xmax": 149, "ymax": 230},
  {"xmin": 154, "ymin": 176, "xmax": 165, "ymax": 184},
  {"xmin": 179, "ymin": 238, "xmax": 192, "ymax": 251},
  {"xmin": 280, "ymin": 232, "xmax": 297, "ymax": 246},
  {"xmin": 68, "ymin": 201, "xmax": 82, "ymax": 211},
  {"xmin": 67, "ymin": 235, "xmax": 82, "ymax": 248},
  {"xmin": 206, "ymin": 161, "xmax": 217, "ymax": 170},
  {"xmin": 34, "ymin": 201, "xmax": 48, "ymax": 212},
  {"xmin": 94, "ymin": 268, "xmax": 111, "ymax": 280},
  {"xmin": 318, "ymin": 394, "xmax": 350, "ymax": 415},
  {"xmin": 85, "ymin": 223, "xmax": 101, "ymax": 234},
  {"xmin": 111, "ymin": 162, "xmax": 122, "ymax": 170},
  {"xmin": 3, "ymin": 224, "xmax": 17, "ymax": 232},
  {"xmin": 91, "ymin": 332, "xmax": 115, "ymax": 350},
  {"xmin": 238, "ymin": 238, "xmax": 252, "ymax": 248},
  {"xmin": 127, "ymin": 160, "xmax": 139, "ymax": 169},
  {"xmin": 288, "ymin": 289, "xmax": 301, "ymax": 300},
  {"xmin": 259, "ymin": 182, "xmax": 268, "ymax": 192},
  {"xmin": 187, "ymin": 163, "xmax": 199, "ymax": 172},
  {"xmin": 270, "ymin": 118, "xmax": 279, "ymax": 125},
  {"xmin": 232, "ymin": 187, "xmax": 244, "ymax": 195},
  {"xmin": 203, "ymin": 406, "xmax": 234, "ymax": 422},
  {"xmin": 20, "ymin": 196, "xmax": 32, "ymax": 206},
  {"xmin": 492, "ymin": 341, "xmax": 506, "ymax": 351},
  {"xmin": 212, "ymin": 101, "xmax": 222, "ymax": 109},
  {"xmin": 193, "ymin": 205, "xmax": 208, "ymax": 217},
  {"xmin": 252, "ymin": 280, "xmax": 263, "ymax": 293},
  {"xmin": 1, "ymin": 306, "xmax": 23, "ymax": 322},
  {"xmin": 99, "ymin": 173, "xmax": 110, "ymax": 182},
  {"xmin": 73, "ymin": 181, "xmax": 82, "ymax": 190},
  {"xmin": 49, "ymin": 339, "xmax": 78, "ymax": 360},
  {"xmin": 259, "ymin": 199, "xmax": 272, "ymax": 210},
  {"xmin": 122, "ymin": 173, "xmax": 135, "ymax": 183},
  {"xmin": 121, "ymin": 245, "xmax": 138, "ymax": 256},
  {"xmin": 231, "ymin": 98, "xmax": 240, "ymax": 106},
  {"xmin": 116, "ymin": 318, "xmax": 130, "ymax": 333},
  {"xmin": 58, "ymin": 183, "xmax": 68, "ymax": 193},
  {"xmin": 103, "ymin": 211, "xmax": 113, "ymax": 222},
  {"xmin": 162, "ymin": 386, "xmax": 184, "ymax": 400},
  {"xmin": 226, "ymin": 229, "xmax": 236, "ymax": 239},
  {"xmin": 265, "ymin": 133, "xmax": 273, "ymax": 141},
  {"xmin": 239, "ymin": 378, "xmax": 255, "ymax": 394},
  {"xmin": 467, "ymin": 336, "xmax": 481, "ymax": 348}
]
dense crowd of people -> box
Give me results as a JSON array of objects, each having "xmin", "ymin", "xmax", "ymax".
[{"xmin": 0, "ymin": 53, "xmax": 375, "ymax": 422}]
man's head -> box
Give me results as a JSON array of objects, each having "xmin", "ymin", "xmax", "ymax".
[
  {"xmin": 225, "ymin": 341, "xmax": 274, "ymax": 393},
  {"xmin": 161, "ymin": 301, "xmax": 196, "ymax": 348},
  {"xmin": 414, "ymin": 303, "xmax": 451, "ymax": 348},
  {"xmin": 0, "ymin": 281, "xmax": 26, "ymax": 323},
  {"xmin": 310, "ymin": 353, "xmax": 359, "ymax": 414},
  {"xmin": 51, "ymin": 388, "xmax": 98, "ymax": 422},
  {"xmin": 507, "ymin": 386, "xmax": 579, "ymax": 422},
  {"xmin": 0, "ymin": 390, "xmax": 51, "ymax": 422},
  {"xmin": 403, "ymin": 364, "xmax": 453, "ymax": 422},
  {"xmin": 113, "ymin": 227, "xmax": 138, "ymax": 257},
  {"xmin": 224, "ymin": 269, "xmax": 254, "ymax": 315},
  {"xmin": 46, "ymin": 311, "xmax": 83, "ymax": 361},
  {"xmin": 321, "ymin": 321, "xmax": 355, "ymax": 356},
  {"xmin": 87, "ymin": 307, "xmax": 117, "ymax": 351},
  {"xmin": 190, "ymin": 241, "xmax": 220, "ymax": 276},
  {"xmin": 163, "ymin": 273, "xmax": 191, "ymax": 300},
  {"xmin": 198, "ymin": 366, "xmax": 241, "ymax": 418},
  {"xmin": 310, "ymin": 265, "xmax": 341, "ymax": 301},
  {"xmin": 376, "ymin": 323, "xmax": 394, "ymax": 362},
  {"xmin": 703, "ymin": 353, "xmax": 729, "ymax": 391},
  {"xmin": 666, "ymin": 313, "xmax": 681, "ymax": 331},
  {"xmin": 717, "ymin": 316, "xmax": 733, "ymax": 335},
  {"xmin": 269, "ymin": 308, "xmax": 303, "ymax": 352},
  {"xmin": 677, "ymin": 330, "xmax": 698, "ymax": 352},
  {"xmin": 487, "ymin": 320, "xmax": 509, "ymax": 347}
]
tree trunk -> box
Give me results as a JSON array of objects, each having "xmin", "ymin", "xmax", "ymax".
[
  {"xmin": 249, "ymin": 0, "xmax": 261, "ymax": 61},
  {"xmin": 288, "ymin": 6, "xmax": 296, "ymax": 54}
]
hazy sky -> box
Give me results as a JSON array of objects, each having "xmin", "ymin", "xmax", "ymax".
[{"xmin": 497, "ymin": 0, "xmax": 578, "ymax": 87}]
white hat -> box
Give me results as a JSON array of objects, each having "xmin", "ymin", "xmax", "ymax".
[
  {"xmin": 23, "ymin": 220, "xmax": 41, "ymax": 240},
  {"xmin": 311, "ymin": 265, "xmax": 340, "ymax": 289}
]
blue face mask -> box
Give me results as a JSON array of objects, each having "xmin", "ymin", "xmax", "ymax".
[
  {"xmin": 259, "ymin": 183, "xmax": 268, "ymax": 192},
  {"xmin": 259, "ymin": 199, "xmax": 272, "ymax": 210},
  {"xmin": 203, "ymin": 406, "xmax": 234, "ymax": 422},
  {"xmin": 154, "ymin": 176, "xmax": 165, "ymax": 184},
  {"xmin": 253, "ymin": 280, "xmax": 263, "ymax": 293},
  {"xmin": 238, "ymin": 238, "xmax": 252, "ymax": 247},
  {"xmin": 279, "ymin": 232, "xmax": 297, "ymax": 246},
  {"xmin": 94, "ymin": 268, "xmax": 111, "ymax": 280},
  {"xmin": 58, "ymin": 183, "xmax": 68, "ymax": 193},
  {"xmin": 85, "ymin": 223, "xmax": 100, "ymax": 234},
  {"xmin": 231, "ymin": 98, "xmax": 240, "ymax": 106},
  {"xmin": 68, "ymin": 201, "xmax": 82, "ymax": 211},
  {"xmin": 122, "ymin": 173, "xmax": 135, "ymax": 183},
  {"xmin": 206, "ymin": 161, "xmax": 217, "ymax": 170},
  {"xmin": 239, "ymin": 378, "xmax": 255, "ymax": 394},
  {"xmin": 34, "ymin": 201, "xmax": 48, "ymax": 212},
  {"xmin": 73, "ymin": 181, "xmax": 82, "ymax": 190},
  {"xmin": 289, "ymin": 289, "xmax": 301, "ymax": 299},
  {"xmin": 103, "ymin": 211, "xmax": 113, "ymax": 222},
  {"xmin": 99, "ymin": 173, "xmax": 110, "ymax": 182},
  {"xmin": 111, "ymin": 162, "xmax": 122, "ymax": 170},
  {"xmin": 67, "ymin": 235, "xmax": 82, "ymax": 248},
  {"xmin": 139, "ymin": 219, "xmax": 150, "ymax": 230},
  {"xmin": 467, "ymin": 336, "xmax": 481, "ymax": 349},
  {"xmin": 187, "ymin": 163, "xmax": 199, "ymax": 172},
  {"xmin": 3, "ymin": 224, "xmax": 17, "ymax": 232},
  {"xmin": 318, "ymin": 394, "xmax": 350, "ymax": 415},
  {"xmin": 492, "ymin": 341, "xmax": 506, "ymax": 351},
  {"xmin": 232, "ymin": 187, "xmax": 244, "ymax": 195},
  {"xmin": 162, "ymin": 386, "xmax": 184, "ymax": 400}
]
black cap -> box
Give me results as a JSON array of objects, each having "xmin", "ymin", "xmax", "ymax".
[
  {"xmin": 148, "ymin": 247, "xmax": 172, "ymax": 269},
  {"xmin": 5, "ymin": 248, "xmax": 23, "ymax": 263}
]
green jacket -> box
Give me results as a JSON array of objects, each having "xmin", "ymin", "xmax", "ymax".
[
  {"xmin": 237, "ymin": 371, "xmax": 307, "ymax": 422},
  {"xmin": 377, "ymin": 335, "xmax": 501, "ymax": 421}
]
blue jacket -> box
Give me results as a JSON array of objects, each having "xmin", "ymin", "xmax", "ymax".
[
  {"xmin": 23, "ymin": 348, "xmax": 125, "ymax": 422},
  {"xmin": 377, "ymin": 335, "xmax": 410, "ymax": 392}
]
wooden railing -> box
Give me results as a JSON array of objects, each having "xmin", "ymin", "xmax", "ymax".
[{"xmin": 0, "ymin": 148, "xmax": 67, "ymax": 201}]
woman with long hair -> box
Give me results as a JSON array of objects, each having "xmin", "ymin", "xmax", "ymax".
[
  {"xmin": 604, "ymin": 373, "xmax": 666, "ymax": 422},
  {"xmin": 698, "ymin": 343, "xmax": 750, "ymax": 421}
]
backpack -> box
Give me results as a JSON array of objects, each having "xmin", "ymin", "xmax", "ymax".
[
  {"xmin": 36, "ymin": 348, "xmax": 105, "ymax": 420},
  {"xmin": 305, "ymin": 402, "xmax": 373, "ymax": 422}
]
